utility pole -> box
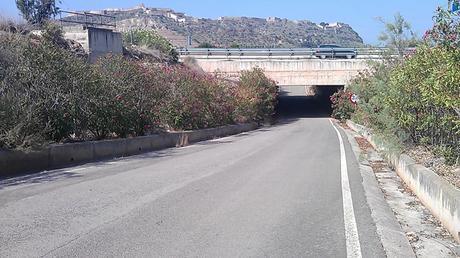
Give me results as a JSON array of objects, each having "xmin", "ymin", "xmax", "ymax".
[{"xmin": 187, "ymin": 34, "xmax": 192, "ymax": 48}]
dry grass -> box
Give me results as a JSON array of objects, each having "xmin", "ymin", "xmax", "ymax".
[
  {"xmin": 406, "ymin": 146, "xmax": 459, "ymax": 189},
  {"xmin": 355, "ymin": 136, "xmax": 374, "ymax": 151}
]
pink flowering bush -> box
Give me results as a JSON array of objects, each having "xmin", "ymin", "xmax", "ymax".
[
  {"xmin": 235, "ymin": 68, "xmax": 278, "ymax": 123},
  {"xmin": 158, "ymin": 65, "xmax": 234, "ymax": 130},
  {"xmin": 159, "ymin": 66, "xmax": 278, "ymax": 130},
  {"xmin": 424, "ymin": 7, "xmax": 460, "ymax": 48},
  {"xmin": 0, "ymin": 31, "xmax": 279, "ymax": 149},
  {"xmin": 93, "ymin": 55, "xmax": 168, "ymax": 137},
  {"xmin": 330, "ymin": 89, "xmax": 356, "ymax": 121}
]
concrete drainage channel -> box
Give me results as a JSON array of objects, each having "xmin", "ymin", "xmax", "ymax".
[
  {"xmin": 344, "ymin": 120, "xmax": 460, "ymax": 254},
  {"xmin": 0, "ymin": 123, "xmax": 258, "ymax": 178},
  {"xmin": 342, "ymin": 125, "xmax": 459, "ymax": 257}
]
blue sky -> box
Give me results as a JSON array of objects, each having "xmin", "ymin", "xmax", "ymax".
[{"xmin": 0, "ymin": 0, "xmax": 447, "ymax": 44}]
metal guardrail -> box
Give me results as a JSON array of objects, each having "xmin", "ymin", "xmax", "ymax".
[
  {"xmin": 178, "ymin": 48, "xmax": 402, "ymax": 59},
  {"xmin": 58, "ymin": 11, "xmax": 116, "ymax": 28}
]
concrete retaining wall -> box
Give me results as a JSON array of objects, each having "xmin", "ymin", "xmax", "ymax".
[
  {"xmin": 88, "ymin": 27, "xmax": 123, "ymax": 63},
  {"xmin": 64, "ymin": 27, "xmax": 123, "ymax": 63},
  {"xmin": 0, "ymin": 123, "xmax": 258, "ymax": 178},
  {"xmin": 347, "ymin": 120, "xmax": 460, "ymax": 243}
]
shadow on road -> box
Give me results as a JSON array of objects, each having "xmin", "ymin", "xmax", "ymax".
[
  {"xmin": 0, "ymin": 150, "xmax": 175, "ymax": 189},
  {"xmin": 0, "ymin": 170, "xmax": 83, "ymax": 190}
]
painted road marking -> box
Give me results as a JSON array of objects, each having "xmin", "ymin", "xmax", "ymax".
[{"xmin": 330, "ymin": 119, "xmax": 362, "ymax": 258}]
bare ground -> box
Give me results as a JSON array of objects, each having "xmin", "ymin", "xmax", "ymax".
[{"xmin": 405, "ymin": 146, "xmax": 459, "ymax": 189}]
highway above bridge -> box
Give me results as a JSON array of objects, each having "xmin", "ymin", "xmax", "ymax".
[
  {"xmin": 179, "ymin": 48, "xmax": 388, "ymax": 87},
  {"xmin": 0, "ymin": 93, "xmax": 412, "ymax": 257}
]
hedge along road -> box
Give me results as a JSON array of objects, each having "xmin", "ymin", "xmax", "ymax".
[{"xmin": 0, "ymin": 115, "xmax": 387, "ymax": 257}]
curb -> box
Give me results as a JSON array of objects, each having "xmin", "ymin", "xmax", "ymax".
[
  {"xmin": 0, "ymin": 123, "xmax": 258, "ymax": 178},
  {"xmin": 341, "ymin": 124, "xmax": 415, "ymax": 257},
  {"xmin": 347, "ymin": 120, "xmax": 460, "ymax": 243}
]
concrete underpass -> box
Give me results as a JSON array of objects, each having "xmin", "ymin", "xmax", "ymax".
[{"xmin": 277, "ymin": 85, "xmax": 343, "ymax": 118}]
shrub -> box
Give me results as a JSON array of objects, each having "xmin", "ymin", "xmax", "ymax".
[
  {"xmin": 41, "ymin": 21, "xmax": 65, "ymax": 46},
  {"xmin": 424, "ymin": 6, "xmax": 460, "ymax": 49},
  {"xmin": 93, "ymin": 55, "xmax": 168, "ymax": 137},
  {"xmin": 0, "ymin": 31, "xmax": 279, "ymax": 150},
  {"xmin": 235, "ymin": 68, "xmax": 278, "ymax": 122},
  {"xmin": 342, "ymin": 44, "xmax": 459, "ymax": 164},
  {"xmin": 159, "ymin": 66, "xmax": 236, "ymax": 130},
  {"xmin": 198, "ymin": 42, "xmax": 216, "ymax": 48},
  {"xmin": 0, "ymin": 33, "xmax": 101, "ymax": 149},
  {"xmin": 123, "ymin": 29, "xmax": 178, "ymax": 62},
  {"xmin": 348, "ymin": 61, "xmax": 407, "ymax": 141},
  {"xmin": 330, "ymin": 89, "xmax": 356, "ymax": 121},
  {"xmin": 388, "ymin": 45, "xmax": 459, "ymax": 164},
  {"xmin": 0, "ymin": 17, "xmax": 30, "ymax": 34}
]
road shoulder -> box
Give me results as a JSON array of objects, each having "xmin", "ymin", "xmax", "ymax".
[{"xmin": 339, "ymin": 122, "xmax": 416, "ymax": 258}]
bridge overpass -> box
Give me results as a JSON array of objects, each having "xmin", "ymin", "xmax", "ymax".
[{"xmin": 179, "ymin": 48, "xmax": 382, "ymax": 88}]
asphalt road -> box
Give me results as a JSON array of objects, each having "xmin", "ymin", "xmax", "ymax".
[{"xmin": 0, "ymin": 96, "xmax": 386, "ymax": 257}]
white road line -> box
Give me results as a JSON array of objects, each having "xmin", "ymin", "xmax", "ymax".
[{"xmin": 330, "ymin": 119, "xmax": 362, "ymax": 258}]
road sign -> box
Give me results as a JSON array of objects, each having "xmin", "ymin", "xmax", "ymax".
[
  {"xmin": 350, "ymin": 94, "xmax": 359, "ymax": 104},
  {"xmin": 452, "ymin": 0, "xmax": 459, "ymax": 12}
]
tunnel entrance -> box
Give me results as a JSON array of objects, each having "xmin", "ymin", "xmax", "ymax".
[{"xmin": 276, "ymin": 85, "xmax": 344, "ymax": 118}]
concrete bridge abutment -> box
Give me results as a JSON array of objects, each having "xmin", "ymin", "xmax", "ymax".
[{"xmin": 187, "ymin": 58, "xmax": 371, "ymax": 88}]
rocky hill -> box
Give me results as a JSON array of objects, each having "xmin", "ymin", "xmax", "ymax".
[{"xmin": 66, "ymin": 4, "xmax": 364, "ymax": 48}]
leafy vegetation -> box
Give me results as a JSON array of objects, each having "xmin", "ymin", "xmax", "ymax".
[
  {"xmin": 387, "ymin": 45, "xmax": 459, "ymax": 164},
  {"xmin": 331, "ymin": 9, "xmax": 460, "ymax": 165},
  {"xmin": 235, "ymin": 68, "xmax": 279, "ymax": 123},
  {"xmin": 0, "ymin": 33, "xmax": 99, "ymax": 149},
  {"xmin": 229, "ymin": 43, "xmax": 241, "ymax": 48},
  {"xmin": 330, "ymin": 89, "xmax": 356, "ymax": 121},
  {"xmin": 424, "ymin": 6, "xmax": 460, "ymax": 48},
  {"xmin": 123, "ymin": 29, "xmax": 178, "ymax": 62},
  {"xmin": 15, "ymin": 0, "xmax": 60, "ymax": 26},
  {"xmin": 377, "ymin": 13, "xmax": 419, "ymax": 56},
  {"xmin": 198, "ymin": 42, "xmax": 216, "ymax": 48},
  {"xmin": 0, "ymin": 30, "xmax": 278, "ymax": 150}
]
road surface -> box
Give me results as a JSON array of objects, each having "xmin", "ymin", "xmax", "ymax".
[{"xmin": 0, "ymin": 97, "xmax": 386, "ymax": 257}]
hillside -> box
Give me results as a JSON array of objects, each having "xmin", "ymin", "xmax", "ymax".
[{"xmin": 66, "ymin": 4, "xmax": 364, "ymax": 48}]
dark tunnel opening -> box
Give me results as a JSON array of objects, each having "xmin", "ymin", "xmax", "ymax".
[{"xmin": 275, "ymin": 86, "xmax": 344, "ymax": 119}]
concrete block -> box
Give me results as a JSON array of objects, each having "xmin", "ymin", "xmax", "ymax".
[
  {"xmin": 0, "ymin": 123, "xmax": 258, "ymax": 178},
  {"xmin": 0, "ymin": 149, "xmax": 49, "ymax": 177},
  {"xmin": 93, "ymin": 139, "xmax": 127, "ymax": 160},
  {"xmin": 49, "ymin": 142, "xmax": 94, "ymax": 169},
  {"xmin": 150, "ymin": 134, "xmax": 179, "ymax": 150},
  {"xmin": 397, "ymin": 155, "xmax": 460, "ymax": 243},
  {"xmin": 125, "ymin": 136, "xmax": 153, "ymax": 156}
]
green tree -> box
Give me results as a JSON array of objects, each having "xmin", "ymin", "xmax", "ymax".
[
  {"xmin": 16, "ymin": 0, "xmax": 60, "ymax": 26},
  {"xmin": 378, "ymin": 13, "xmax": 418, "ymax": 56}
]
